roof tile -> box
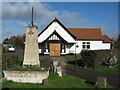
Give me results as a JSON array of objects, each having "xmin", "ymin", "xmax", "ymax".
[
  {"xmin": 67, "ymin": 28, "xmax": 103, "ymax": 40},
  {"xmin": 102, "ymin": 34, "xmax": 112, "ymax": 43}
]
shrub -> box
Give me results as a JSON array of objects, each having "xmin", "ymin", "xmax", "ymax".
[
  {"xmin": 2, "ymin": 55, "xmax": 23, "ymax": 70},
  {"xmin": 81, "ymin": 50, "xmax": 116, "ymax": 68},
  {"xmin": 2, "ymin": 47, "xmax": 8, "ymax": 53},
  {"xmin": 2, "ymin": 55, "xmax": 17, "ymax": 70},
  {"xmin": 81, "ymin": 50, "xmax": 96, "ymax": 68},
  {"xmin": 2, "ymin": 55, "xmax": 42, "ymax": 71}
]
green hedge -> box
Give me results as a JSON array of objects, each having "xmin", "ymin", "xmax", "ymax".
[
  {"xmin": 2, "ymin": 55, "xmax": 42, "ymax": 71},
  {"xmin": 2, "ymin": 55, "xmax": 23, "ymax": 70},
  {"xmin": 81, "ymin": 50, "xmax": 116, "ymax": 68}
]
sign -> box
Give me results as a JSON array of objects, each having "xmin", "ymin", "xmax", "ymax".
[
  {"xmin": 57, "ymin": 67, "xmax": 61, "ymax": 72},
  {"xmin": 57, "ymin": 66, "xmax": 62, "ymax": 77},
  {"xmin": 53, "ymin": 60, "xmax": 58, "ymax": 66}
]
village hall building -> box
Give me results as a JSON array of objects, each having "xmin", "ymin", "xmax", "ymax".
[{"xmin": 38, "ymin": 18, "xmax": 112, "ymax": 56}]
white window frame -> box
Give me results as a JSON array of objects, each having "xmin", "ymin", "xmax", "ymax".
[{"xmin": 82, "ymin": 42, "xmax": 90, "ymax": 50}]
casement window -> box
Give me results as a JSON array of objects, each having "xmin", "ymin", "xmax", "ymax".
[{"xmin": 82, "ymin": 42, "xmax": 90, "ymax": 49}]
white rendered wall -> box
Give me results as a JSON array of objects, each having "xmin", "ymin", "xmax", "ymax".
[
  {"xmin": 64, "ymin": 40, "xmax": 111, "ymax": 54},
  {"xmin": 70, "ymin": 40, "xmax": 111, "ymax": 54},
  {"xmin": 66, "ymin": 44, "xmax": 76, "ymax": 54},
  {"xmin": 39, "ymin": 40, "xmax": 111, "ymax": 54},
  {"xmin": 38, "ymin": 49, "xmax": 42, "ymax": 53},
  {"xmin": 101, "ymin": 43, "xmax": 111, "ymax": 49},
  {"xmin": 38, "ymin": 22, "xmax": 75, "ymax": 43}
]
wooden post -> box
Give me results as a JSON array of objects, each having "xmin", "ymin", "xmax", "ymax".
[
  {"xmin": 75, "ymin": 54, "xmax": 77, "ymax": 72},
  {"xmin": 31, "ymin": 7, "xmax": 33, "ymax": 26},
  {"xmin": 54, "ymin": 66, "xmax": 57, "ymax": 73},
  {"xmin": 75, "ymin": 42, "xmax": 77, "ymax": 72}
]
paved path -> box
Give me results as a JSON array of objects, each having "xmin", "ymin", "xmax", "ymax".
[
  {"xmin": 41, "ymin": 56, "xmax": 52, "ymax": 68},
  {"xmin": 64, "ymin": 66, "xmax": 120, "ymax": 88},
  {"xmin": 41, "ymin": 56, "xmax": 65, "ymax": 69}
]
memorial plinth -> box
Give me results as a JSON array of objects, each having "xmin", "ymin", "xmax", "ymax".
[{"xmin": 23, "ymin": 26, "xmax": 40, "ymax": 66}]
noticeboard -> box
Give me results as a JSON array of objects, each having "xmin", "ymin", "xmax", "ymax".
[
  {"xmin": 53, "ymin": 60, "xmax": 58, "ymax": 66},
  {"xmin": 57, "ymin": 66, "xmax": 61, "ymax": 72}
]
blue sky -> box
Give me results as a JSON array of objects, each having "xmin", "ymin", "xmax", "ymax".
[{"xmin": 2, "ymin": 2, "xmax": 118, "ymax": 41}]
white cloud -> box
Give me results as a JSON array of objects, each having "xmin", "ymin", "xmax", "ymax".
[
  {"xmin": 2, "ymin": 27, "xmax": 24, "ymax": 41},
  {"xmin": 58, "ymin": 10, "xmax": 90, "ymax": 28},
  {"xmin": 2, "ymin": 2, "xmax": 89, "ymax": 28},
  {"xmin": 59, "ymin": 10, "xmax": 79, "ymax": 26},
  {"xmin": 2, "ymin": 28, "xmax": 13, "ymax": 40},
  {"xmin": 2, "ymin": 2, "xmax": 58, "ymax": 21},
  {"xmin": 17, "ymin": 21, "xmax": 27, "ymax": 27},
  {"xmin": 2, "ymin": 2, "xmax": 118, "ymax": 40},
  {"xmin": 5, "ymin": 28, "xmax": 13, "ymax": 34},
  {"xmin": 2, "ymin": 2, "xmax": 59, "ymax": 30}
]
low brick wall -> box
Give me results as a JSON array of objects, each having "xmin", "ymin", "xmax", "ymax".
[{"xmin": 3, "ymin": 70, "xmax": 49, "ymax": 83}]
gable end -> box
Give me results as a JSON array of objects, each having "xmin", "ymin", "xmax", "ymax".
[{"xmin": 38, "ymin": 18, "xmax": 76, "ymax": 40}]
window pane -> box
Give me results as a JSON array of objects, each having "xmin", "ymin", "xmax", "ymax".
[
  {"xmin": 82, "ymin": 45, "xmax": 85, "ymax": 49},
  {"xmin": 62, "ymin": 43, "xmax": 64, "ymax": 49},
  {"xmin": 87, "ymin": 45, "xmax": 90, "ymax": 49},
  {"xmin": 87, "ymin": 42, "xmax": 90, "ymax": 44},
  {"xmin": 46, "ymin": 43, "xmax": 47, "ymax": 48},
  {"xmin": 82, "ymin": 42, "xmax": 85, "ymax": 44}
]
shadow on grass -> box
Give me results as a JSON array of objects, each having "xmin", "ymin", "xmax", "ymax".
[
  {"xmin": 2, "ymin": 88, "xmax": 10, "ymax": 90},
  {"xmin": 101, "ymin": 62, "xmax": 109, "ymax": 67},
  {"xmin": 67, "ymin": 59, "xmax": 84, "ymax": 67},
  {"xmin": 85, "ymin": 80, "xmax": 95, "ymax": 85},
  {"xmin": 67, "ymin": 59, "xmax": 110, "ymax": 68}
]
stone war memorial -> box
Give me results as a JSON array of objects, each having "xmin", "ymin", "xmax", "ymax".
[
  {"xmin": 3, "ymin": 7, "xmax": 49, "ymax": 84},
  {"xmin": 23, "ymin": 25, "xmax": 40, "ymax": 66},
  {"xmin": 23, "ymin": 8, "xmax": 40, "ymax": 66}
]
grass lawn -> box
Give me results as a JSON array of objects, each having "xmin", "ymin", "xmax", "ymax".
[
  {"xmin": 65, "ymin": 54, "xmax": 82, "ymax": 62},
  {"xmin": 2, "ymin": 72, "xmax": 114, "ymax": 88},
  {"xmin": 18, "ymin": 56, "xmax": 45, "ymax": 62},
  {"xmin": 65, "ymin": 55, "xmax": 119, "ymax": 76},
  {"xmin": 39, "ymin": 56, "xmax": 45, "ymax": 61}
]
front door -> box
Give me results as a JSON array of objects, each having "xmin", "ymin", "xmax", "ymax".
[{"xmin": 50, "ymin": 43, "xmax": 61, "ymax": 56}]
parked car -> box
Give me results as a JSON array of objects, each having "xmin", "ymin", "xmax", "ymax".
[{"xmin": 8, "ymin": 45, "xmax": 16, "ymax": 52}]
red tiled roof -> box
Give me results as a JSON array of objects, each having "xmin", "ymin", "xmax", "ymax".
[
  {"xmin": 102, "ymin": 35, "xmax": 112, "ymax": 43},
  {"xmin": 38, "ymin": 18, "xmax": 111, "ymax": 43},
  {"xmin": 67, "ymin": 28, "xmax": 103, "ymax": 40}
]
